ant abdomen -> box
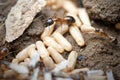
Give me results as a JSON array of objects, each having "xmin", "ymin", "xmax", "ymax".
[
  {"xmin": 44, "ymin": 18, "xmax": 54, "ymax": 27},
  {"xmin": 64, "ymin": 16, "xmax": 75, "ymax": 25},
  {"xmin": 0, "ymin": 47, "xmax": 9, "ymax": 59}
]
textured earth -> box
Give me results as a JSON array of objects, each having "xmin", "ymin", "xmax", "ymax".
[
  {"xmin": 82, "ymin": 0, "xmax": 120, "ymax": 23},
  {"xmin": 0, "ymin": 0, "xmax": 120, "ymax": 80}
]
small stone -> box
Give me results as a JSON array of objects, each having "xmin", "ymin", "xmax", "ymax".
[
  {"xmin": 5, "ymin": 0, "xmax": 46, "ymax": 42},
  {"xmin": 77, "ymin": 55, "xmax": 86, "ymax": 61}
]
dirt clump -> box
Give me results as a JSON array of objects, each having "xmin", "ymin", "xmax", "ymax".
[{"xmin": 82, "ymin": 0, "xmax": 120, "ymax": 23}]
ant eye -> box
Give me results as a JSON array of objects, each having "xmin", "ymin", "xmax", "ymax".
[
  {"xmin": 64, "ymin": 16, "xmax": 75, "ymax": 25},
  {"xmin": 44, "ymin": 18, "xmax": 54, "ymax": 27}
]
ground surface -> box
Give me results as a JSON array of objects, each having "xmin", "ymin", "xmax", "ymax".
[
  {"xmin": 0, "ymin": 0, "xmax": 120, "ymax": 80},
  {"xmin": 82, "ymin": 0, "xmax": 120, "ymax": 23}
]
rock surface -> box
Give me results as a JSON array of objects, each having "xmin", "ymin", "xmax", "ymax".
[
  {"xmin": 5, "ymin": 0, "xmax": 46, "ymax": 42},
  {"xmin": 82, "ymin": 0, "xmax": 120, "ymax": 23}
]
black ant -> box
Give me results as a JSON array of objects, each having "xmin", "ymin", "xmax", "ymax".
[{"xmin": 44, "ymin": 16, "xmax": 75, "ymax": 27}]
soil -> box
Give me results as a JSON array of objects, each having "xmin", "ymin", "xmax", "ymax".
[
  {"xmin": 0, "ymin": 0, "xmax": 120, "ymax": 80},
  {"xmin": 82, "ymin": 0, "xmax": 120, "ymax": 23}
]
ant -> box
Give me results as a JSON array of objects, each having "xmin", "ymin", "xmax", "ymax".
[
  {"xmin": 95, "ymin": 28, "xmax": 117, "ymax": 44},
  {"xmin": 0, "ymin": 47, "xmax": 9, "ymax": 60},
  {"xmin": 44, "ymin": 16, "xmax": 75, "ymax": 27},
  {"xmin": 45, "ymin": 16, "xmax": 117, "ymax": 43}
]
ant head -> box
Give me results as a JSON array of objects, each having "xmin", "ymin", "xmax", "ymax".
[
  {"xmin": 64, "ymin": 16, "xmax": 75, "ymax": 25},
  {"xmin": 44, "ymin": 18, "xmax": 54, "ymax": 27}
]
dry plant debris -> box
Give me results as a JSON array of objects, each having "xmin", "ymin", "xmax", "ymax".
[{"xmin": 1, "ymin": 0, "xmax": 116, "ymax": 80}]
